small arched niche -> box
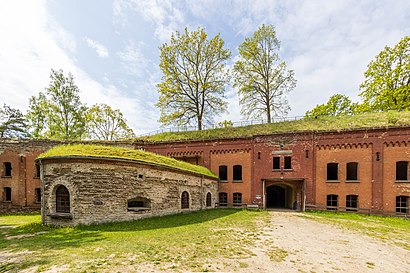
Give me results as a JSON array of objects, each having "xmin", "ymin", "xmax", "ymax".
[{"xmin": 127, "ymin": 197, "xmax": 151, "ymax": 212}]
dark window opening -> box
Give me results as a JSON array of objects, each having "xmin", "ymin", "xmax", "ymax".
[
  {"xmin": 138, "ymin": 174, "xmax": 144, "ymax": 179},
  {"xmin": 206, "ymin": 192, "xmax": 212, "ymax": 207},
  {"xmin": 326, "ymin": 194, "xmax": 338, "ymax": 210},
  {"xmin": 56, "ymin": 185, "xmax": 70, "ymax": 213},
  {"xmin": 376, "ymin": 152, "xmax": 380, "ymax": 161},
  {"xmin": 346, "ymin": 162, "xmax": 358, "ymax": 181},
  {"xmin": 4, "ymin": 162, "xmax": 12, "ymax": 177},
  {"xmin": 219, "ymin": 165, "xmax": 227, "ymax": 181},
  {"xmin": 35, "ymin": 188, "xmax": 41, "ymax": 203},
  {"xmin": 127, "ymin": 197, "xmax": 151, "ymax": 211},
  {"xmin": 257, "ymin": 152, "xmax": 261, "ymax": 159},
  {"xmin": 396, "ymin": 161, "xmax": 408, "ymax": 181},
  {"xmin": 233, "ymin": 165, "xmax": 242, "ymax": 181},
  {"xmin": 219, "ymin": 192, "xmax": 227, "ymax": 206},
  {"xmin": 327, "ymin": 163, "xmax": 338, "ymax": 181},
  {"xmin": 35, "ymin": 162, "xmax": 41, "ymax": 178},
  {"xmin": 346, "ymin": 195, "xmax": 358, "ymax": 211},
  {"xmin": 273, "ymin": 157, "xmax": 280, "ymax": 170},
  {"xmin": 233, "ymin": 192, "xmax": 242, "ymax": 207},
  {"xmin": 396, "ymin": 196, "xmax": 408, "ymax": 213},
  {"xmin": 284, "ymin": 156, "xmax": 292, "ymax": 170},
  {"xmin": 305, "ymin": 150, "xmax": 309, "ymax": 158},
  {"xmin": 181, "ymin": 191, "xmax": 189, "ymax": 209},
  {"xmin": 3, "ymin": 187, "xmax": 11, "ymax": 202}
]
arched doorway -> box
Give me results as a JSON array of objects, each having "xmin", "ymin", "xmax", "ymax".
[{"xmin": 266, "ymin": 184, "xmax": 295, "ymax": 209}]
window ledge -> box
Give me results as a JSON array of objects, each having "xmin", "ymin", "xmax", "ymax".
[
  {"xmin": 326, "ymin": 180, "xmax": 340, "ymax": 183},
  {"xmin": 273, "ymin": 169, "xmax": 281, "ymax": 172},
  {"xmin": 283, "ymin": 169, "xmax": 293, "ymax": 172},
  {"xmin": 1, "ymin": 176, "xmax": 12, "ymax": 178},
  {"xmin": 346, "ymin": 180, "xmax": 360, "ymax": 183},
  {"xmin": 395, "ymin": 180, "xmax": 410, "ymax": 183},
  {"xmin": 33, "ymin": 176, "xmax": 40, "ymax": 179},
  {"xmin": 128, "ymin": 207, "xmax": 150, "ymax": 212},
  {"xmin": 2, "ymin": 201, "xmax": 11, "ymax": 203},
  {"xmin": 48, "ymin": 213, "xmax": 73, "ymax": 220},
  {"xmin": 233, "ymin": 180, "xmax": 243, "ymax": 183},
  {"xmin": 219, "ymin": 180, "xmax": 228, "ymax": 183}
]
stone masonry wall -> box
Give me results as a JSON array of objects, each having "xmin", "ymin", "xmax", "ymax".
[{"xmin": 42, "ymin": 158, "xmax": 218, "ymax": 226}]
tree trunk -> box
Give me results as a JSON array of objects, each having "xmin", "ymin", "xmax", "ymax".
[{"xmin": 198, "ymin": 116, "xmax": 202, "ymax": 131}]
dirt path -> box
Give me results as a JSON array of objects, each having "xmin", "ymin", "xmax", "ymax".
[{"xmin": 237, "ymin": 211, "xmax": 410, "ymax": 273}]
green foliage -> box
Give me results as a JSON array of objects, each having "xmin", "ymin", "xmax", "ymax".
[
  {"xmin": 0, "ymin": 104, "xmax": 28, "ymax": 138},
  {"xmin": 38, "ymin": 144, "xmax": 217, "ymax": 178},
  {"xmin": 217, "ymin": 120, "xmax": 233, "ymax": 128},
  {"xmin": 305, "ymin": 94, "xmax": 358, "ymax": 117},
  {"xmin": 233, "ymin": 24, "xmax": 296, "ymax": 123},
  {"xmin": 157, "ymin": 27, "xmax": 231, "ymax": 130},
  {"xmin": 359, "ymin": 36, "xmax": 410, "ymax": 111},
  {"xmin": 26, "ymin": 69, "xmax": 87, "ymax": 141},
  {"xmin": 85, "ymin": 103, "xmax": 135, "ymax": 140},
  {"xmin": 139, "ymin": 110, "xmax": 410, "ymax": 142},
  {"xmin": 0, "ymin": 210, "xmax": 268, "ymax": 272}
]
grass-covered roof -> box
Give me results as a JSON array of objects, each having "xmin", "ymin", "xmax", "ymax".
[
  {"xmin": 138, "ymin": 111, "xmax": 410, "ymax": 142},
  {"xmin": 38, "ymin": 144, "xmax": 217, "ymax": 178}
]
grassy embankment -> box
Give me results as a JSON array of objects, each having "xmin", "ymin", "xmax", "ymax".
[
  {"xmin": 0, "ymin": 209, "xmax": 268, "ymax": 273},
  {"xmin": 139, "ymin": 110, "xmax": 410, "ymax": 142},
  {"xmin": 38, "ymin": 144, "xmax": 217, "ymax": 178},
  {"xmin": 304, "ymin": 211, "xmax": 410, "ymax": 250}
]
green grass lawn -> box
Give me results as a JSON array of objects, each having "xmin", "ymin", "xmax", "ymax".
[
  {"xmin": 303, "ymin": 211, "xmax": 410, "ymax": 250},
  {"xmin": 0, "ymin": 209, "xmax": 268, "ymax": 273},
  {"xmin": 139, "ymin": 110, "xmax": 410, "ymax": 142}
]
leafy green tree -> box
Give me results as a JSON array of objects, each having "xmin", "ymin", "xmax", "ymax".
[
  {"xmin": 0, "ymin": 104, "xmax": 28, "ymax": 138},
  {"xmin": 305, "ymin": 94, "xmax": 357, "ymax": 118},
  {"xmin": 27, "ymin": 69, "xmax": 87, "ymax": 140},
  {"xmin": 359, "ymin": 36, "xmax": 410, "ymax": 111},
  {"xmin": 233, "ymin": 24, "xmax": 296, "ymax": 123},
  {"xmin": 85, "ymin": 104, "xmax": 135, "ymax": 140},
  {"xmin": 157, "ymin": 27, "xmax": 231, "ymax": 130}
]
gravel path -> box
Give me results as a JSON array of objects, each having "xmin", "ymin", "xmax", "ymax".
[{"xmin": 238, "ymin": 211, "xmax": 410, "ymax": 273}]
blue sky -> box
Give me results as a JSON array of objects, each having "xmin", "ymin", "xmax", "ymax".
[{"xmin": 0, "ymin": 0, "xmax": 409, "ymax": 135}]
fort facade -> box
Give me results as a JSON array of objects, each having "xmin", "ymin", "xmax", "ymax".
[{"xmin": 1, "ymin": 126, "xmax": 409, "ymax": 216}]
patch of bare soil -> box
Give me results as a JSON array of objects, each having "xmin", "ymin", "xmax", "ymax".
[{"xmin": 233, "ymin": 211, "xmax": 410, "ymax": 273}]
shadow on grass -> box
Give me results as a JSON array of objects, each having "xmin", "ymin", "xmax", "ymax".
[
  {"xmin": 1, "ymin": 209, "xmax": 241, "ymax": 250},
  {"xmin": 78, "ymin": 208, "xmax": 241, "ymax": 232}
]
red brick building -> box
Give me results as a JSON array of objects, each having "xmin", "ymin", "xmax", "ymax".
[{"xmin": 1, "ymin": 126, "xmax": 409, "ymax": 214}]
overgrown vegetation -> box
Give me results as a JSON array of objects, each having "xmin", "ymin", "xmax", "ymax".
[
  {"xmin": 0, "ymin": 209, "xmax": 268, "ymax": 272},
  {"xmin": 304, "ymin": 211, "xmax": 410, "ymax": 250},
  {"xmin": 38, "ymin": 144, "xmax": 217, "ymax": 178},
  {"xmin": 139, "ymin": 110, "xmax": 410, "ymax": 142}
]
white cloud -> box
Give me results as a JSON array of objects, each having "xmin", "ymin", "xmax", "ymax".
[
  {"xmin": 113, "ymin": 0, "xmax": 185, "ymax": 42},
  {"xmin": 0, "ymin": 0, "xmax": 154, "ymax": 135},
  {"xmin": 84, "ymin": 37, "xmax": 109, "ymax": 58},
  {"xmin": 117, "ymin": 41, "xmax": 148, "ymax": 77}
]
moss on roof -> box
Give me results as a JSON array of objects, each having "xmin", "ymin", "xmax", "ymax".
[
  {"xmin": 138, "ymin": 111, "xmax": 410, "ymax": 142},
  {"xmin": 38, "ymin": 144, "xmax": 217, "ymax": 179}
]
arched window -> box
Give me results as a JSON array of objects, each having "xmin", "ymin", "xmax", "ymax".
[
  {"xmin": 233, "ymin": 192, "xmax": 242, "ymax": 207},
  {"xmin": 396, "ymin": 161, "xmax": 409, "ymax": 181},
  {"xmin": 56, "ymin": 185, "xmax": 70, "ymax": 213},
  {"xmin": 219, "ymin": 192, "xmax": 228, "ymax": 206},
  {"xmin": 233, "ymin": 165, "xmax": 242, "ymax": 181},
  {"xmin": 346, "ymin": 195, "xmax": 358, "ymax": 211},
  {"xmin": 326, "ymin": 194, "xmax": 338, "ymax": 210},
  {"xmin": 206, "ymin": 192, "xmax": 212, "ymax": 207},
  {"xmin": 181, "ymin": 191, "xmax": 189, "ymax": 209},
  {"xmin": 219, "ymin": 165, "xmax": 228, "ymax": 181},
  {"xmin": 327, "ymin": 163, "xmax": 338, "ymax": 181},
  {"xmin": 346, "ymin": 162, "xmax": 358, "ymax": 181}
]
